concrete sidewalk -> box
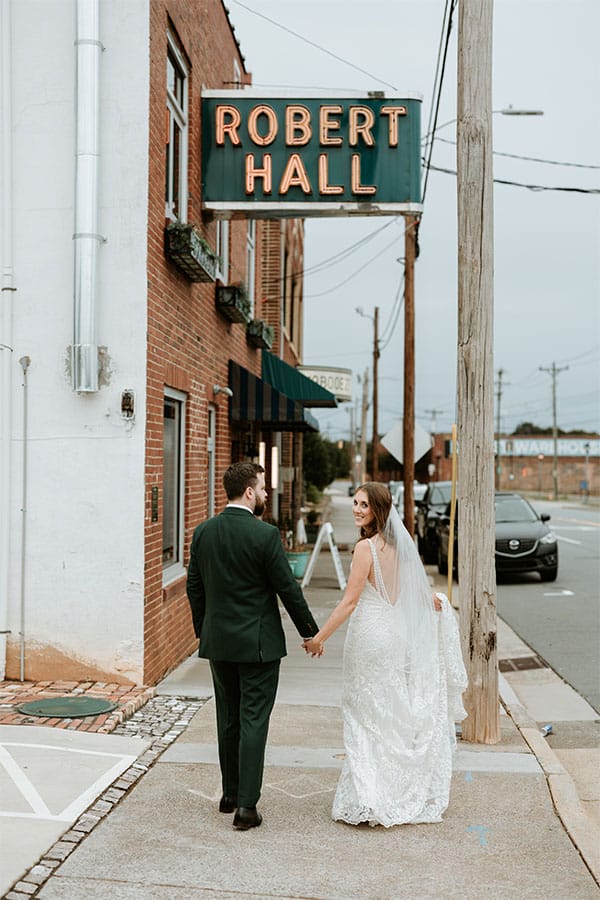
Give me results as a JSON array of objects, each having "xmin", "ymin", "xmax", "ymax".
[{"xmin": 2, "ymin": 484, "xmax": 599, "ymax": 898}]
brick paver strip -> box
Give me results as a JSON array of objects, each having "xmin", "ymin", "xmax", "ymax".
[{"xmin": 0, "ymin": 679, "xmax": 155, "ymax": 733}]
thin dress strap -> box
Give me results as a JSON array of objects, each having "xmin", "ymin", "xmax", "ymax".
[{"xmin": 367, "ymin": 538, "xmax": 391, "ymax": 604}]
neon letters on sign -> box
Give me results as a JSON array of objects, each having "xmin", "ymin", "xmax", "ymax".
[{"xmin": 201, "ymin": 92, "xmax": 422, "ymax": 218}]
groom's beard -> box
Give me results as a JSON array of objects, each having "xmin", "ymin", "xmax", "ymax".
[{"xmin": 254, "ymin": 498, "xmax": 265, "ymax": 518}]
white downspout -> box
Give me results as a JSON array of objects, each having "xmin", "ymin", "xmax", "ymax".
[
  {"xmin": 72, "ymin": 0, "xmax": 101, "ymax": 392},
  {"xmin": 18, "ymin": 354, "xmax": 30, "ymax": 681},
  {"xmin": 0, "ymin": 0, "xmax": 16, "ymax": 679}
]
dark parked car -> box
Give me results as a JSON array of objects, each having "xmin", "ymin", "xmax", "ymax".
[
  {"xmin": 415, "ymin": 481, "xmax": 453, "ymax": 562},
  {"xmin": 436, "ymin": 492, "xmax": 558, "ymax": 582}
]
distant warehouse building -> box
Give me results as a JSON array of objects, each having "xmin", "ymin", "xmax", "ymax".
[{"xmin": 431, "ymin": 435, "xmax": 599, "ymax": 496}]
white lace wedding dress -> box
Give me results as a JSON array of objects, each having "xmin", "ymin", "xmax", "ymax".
[{"xmin": 332, "ymin": 538, "xmax": 467, "ymax": 827}]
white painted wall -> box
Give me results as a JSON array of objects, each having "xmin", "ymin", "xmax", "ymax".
[{"xmin": 7, "ymin": 0, "xmax": 150, "ymax": 681}]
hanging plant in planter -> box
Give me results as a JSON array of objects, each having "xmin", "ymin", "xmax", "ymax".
[
  {"xmin": 165, "ymin": 223, "xmax": 218, "ymax": 283},
  {"xmin": 247, "ymin": 318, "xmax": 274, "ymax": 350},
  {"xmin": 215, "ymin": 283, "xmax": 252, "ymax": 324}
]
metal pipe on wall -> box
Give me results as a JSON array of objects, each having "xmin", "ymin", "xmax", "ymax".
[
  {"xmin": 0, "ymin": 0, "xmax": 16, "ymax": 679},
  {"xmin": 18, "ymin": 356, "xmax": 30, "ymax": 681},
  {"xmin": 72, "ymin": 0, "xmax": 102, "ymax": 392}
]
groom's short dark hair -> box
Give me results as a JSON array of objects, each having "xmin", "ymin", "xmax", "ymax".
[{"xmin": 223, "ymin": 462, "xmax": 265, "ymax": 500}]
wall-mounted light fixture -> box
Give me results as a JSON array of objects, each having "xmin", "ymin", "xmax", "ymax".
[
  {"xmin": 271, "ymin": 445, "xmax": 279, "ymax": 490},
  {"xmin": 121, "ymin": 389, "xmax": 135, "ymax": 419},
  {"xmin": 213, "ymin": 384, "xmax": 233, "ymax": 398},
  {"xmin": 258, "ymin": 441, "xmax": 266, "ymax": 470}
]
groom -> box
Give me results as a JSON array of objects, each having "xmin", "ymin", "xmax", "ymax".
[{"xmin": 186, "ymin": 461, "xmax": 319, "ymax": 830}]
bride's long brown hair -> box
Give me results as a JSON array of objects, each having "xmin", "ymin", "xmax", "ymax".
[{"xmin": 355, "ymin": 482, "xmax": 392, "ymax": 541}]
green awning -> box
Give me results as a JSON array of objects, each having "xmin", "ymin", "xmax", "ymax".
[
  {"xmin": 262, "ymin": 352, "xmax": 337, "ymax": 408},
  {"xmin": 229, "ymin": 361, "xmax": 320, "ymax": 433}
]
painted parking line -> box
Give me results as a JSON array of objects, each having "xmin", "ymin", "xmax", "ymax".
[
  {"xmin": 553, "ymin": 517, "xmax": 600, "ymax": 528},
  {"xmin": 555, "ymin": 535, "xmax": 582, "ymax": 545},
  {"xmin": 543, "ymin": 590, "xmax": 575, "ymax": 597},
  {"xmin": 0, "ymin": 741, "xmax": 138, "ymax": 823}
]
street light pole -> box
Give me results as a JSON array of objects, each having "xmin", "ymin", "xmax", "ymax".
[
  {"xmin": 356, "ymin": 306, "xmax": 380, "ymax": 482},
  {"xmin": 372, "ymin": 306, "xmax": 380, "ymax": 481}
]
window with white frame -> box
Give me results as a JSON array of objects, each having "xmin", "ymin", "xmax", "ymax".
[
  {"xmin": 163, "ymin": 388, "xmax": 186, "ymax": 580},
  {"xmin": 165, "ymin": 35, "xmax": 188, "ymax": 222},
  {"xmin": 216, "ymin": 220, "xmax": 229, "ymax": 283},
  {"xmin": 247, "ymin": 219, "xmax": 256, "ymax": 317}
]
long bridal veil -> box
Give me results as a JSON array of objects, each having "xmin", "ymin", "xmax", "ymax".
[{"xmin": 376, "ymin": 505, "xmax": 467, "ymax": 748}]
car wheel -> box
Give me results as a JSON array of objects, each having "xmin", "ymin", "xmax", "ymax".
[
  {"xmin": 540, "ymin": 566, "xmax": 558, "ymax": 582},
  {"xmin": 437, "ymin": 546, "xmax": 448, "ymax": 575}
]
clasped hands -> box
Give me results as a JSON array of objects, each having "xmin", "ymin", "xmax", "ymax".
[{"xmin": 302, "ymin": 636, "xmax": 324, "ymax": 657}]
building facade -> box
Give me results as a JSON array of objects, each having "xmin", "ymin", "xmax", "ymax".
[
  {"xmin": 431, "ymin": 434, "xmax": 599, "ymax": 496},
  {"xmin": 0, "ymin": 0, "xmax": 334, "ymax": 685}
]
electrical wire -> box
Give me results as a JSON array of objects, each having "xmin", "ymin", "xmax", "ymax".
[
  {"xmin": 433, "ymin": 136, "xmax": 600, "ymax": 169},
  {"xmin": 229, "ymin": 0, "xmax": 398, "ymax": 91},
  {"xmin": 425, "ymin": 163, "xmax": 600, "ymax": 193},
  {"xmin": 304, "ymin": 234, "xmax": 400, "ymax": 298},
  {"xmin": 421, "ymin": 0, "xmax": 458, "ymax": 204}
]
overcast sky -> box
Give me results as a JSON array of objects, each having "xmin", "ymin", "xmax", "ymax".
[{"xmin": 227, "ymin": 0, "xmax": 599, "ymax": 442}]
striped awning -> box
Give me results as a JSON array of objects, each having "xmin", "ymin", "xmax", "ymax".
[
  {"xmin": 228, "ymin": 361, "xmax": 319, "ymax": 432},
  {"xmin": 261, "ymin": 352, "xmax": 337, "ymax": 408}
]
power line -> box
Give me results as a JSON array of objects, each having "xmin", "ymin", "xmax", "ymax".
[
  {"xmin": 230, "ymin": 0, "xmax": 398, "ymax": 90},
  {"xmin": 426, "ymin": 162, "xmax": 600, "ymax": 193},
  {"xmin": 433, "ymin": 136, "xmax": 600, "ymax": 169},
  {"xmin": 421, "ymin": 0, "xmax": 458, "ymax": 204},
  {"xmin": 303, "ymin": 234, "xmax": 400, "ymax": 299}
]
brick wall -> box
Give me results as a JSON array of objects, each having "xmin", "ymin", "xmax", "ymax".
[{"xmin": 144, "ymin": 0, "xmax": 264, "ymax": 684}]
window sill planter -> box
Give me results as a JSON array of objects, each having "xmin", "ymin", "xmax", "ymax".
[
  {"xmin": 247, "ymin": 318, "xmax": 274, "ymax": 350},
  {"xmin": 216, "ymin": 284, "xmax": 251, "ymax": 324},
  {"xmin": 165, "ymin": 223, "xmax": 218, "ymax": 283}
]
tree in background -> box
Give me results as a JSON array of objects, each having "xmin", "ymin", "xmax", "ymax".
[
  {"xmin": 513, "ymin": 422, "xmax": 596, "ymax": 436},
  {"xmin": 303, "ymin": 432, "xmax": 350, "ymax": 493}
]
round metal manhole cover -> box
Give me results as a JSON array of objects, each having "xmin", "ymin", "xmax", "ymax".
[{"xmin": 17, "ymin": 696, "xmax": 117, "ymax": 718}]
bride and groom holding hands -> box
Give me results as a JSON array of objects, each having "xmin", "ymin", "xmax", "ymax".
[{"xmin": 186, "ymin": 462, "xmax": 467, "ymax": 831}]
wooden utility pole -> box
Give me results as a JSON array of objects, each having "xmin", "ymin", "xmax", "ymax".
[
  {"xmin": 372, "ymin": 306, "xmax": 380, "ymax": 481},
  {"xmin": 403, "ymin": 216, "xmax": 416, "ymax": 536},
  {"xmin": 359, "ymin": 368, "xmax": 369, "ymax": 485},
  {"xmin": 457, "ymin": 0, "xmax": 500, "ymax": 743},
  {"xmin": 539, "ymin": 361, "xmax": 568, "ymax": 501}
]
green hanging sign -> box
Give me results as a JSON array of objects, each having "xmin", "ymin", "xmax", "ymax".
[{"xmin": 201, "ymin": 91, "xmax": 422, "ymax": 218}]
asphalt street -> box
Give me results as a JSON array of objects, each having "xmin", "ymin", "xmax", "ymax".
[{"xmin": 496, "ymin": 499, "xmax": 600, "ymax": 713}]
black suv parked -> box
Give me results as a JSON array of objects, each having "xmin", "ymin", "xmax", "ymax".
[
  {"xmin": 436, "ymin": 492, "xmax": 559, "ymax": 582},
  {"xmin": 415, "ymin": 481, "xmax": 453, "ymax": 563}
]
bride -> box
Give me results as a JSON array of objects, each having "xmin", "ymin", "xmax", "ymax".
[{"xmin": 303, "ymin": 482, "xmax": 467, "ymax": 827}]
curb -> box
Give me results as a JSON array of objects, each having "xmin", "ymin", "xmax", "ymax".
[{"xmin": 498, "ymin": 674, "xmax": 600, "ymax": 887}]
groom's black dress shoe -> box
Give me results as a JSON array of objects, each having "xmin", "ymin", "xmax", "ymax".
[
  {"xmin": 233, "ymin": 806, "xmax": 262, "ymax": 830},
  {"xmin": 219, "ymin": 796, "xmax": 237, "ymax": 813}
]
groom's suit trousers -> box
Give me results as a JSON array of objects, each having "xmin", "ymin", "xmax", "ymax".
[{"xmin": 210, "ymin": 658, "xmax": 280, "ymax": 807}]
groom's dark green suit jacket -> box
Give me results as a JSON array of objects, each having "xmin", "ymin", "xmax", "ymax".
[{"xmin": 186, "ymin": 506, "xmax": 318, "ymax": 662}]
